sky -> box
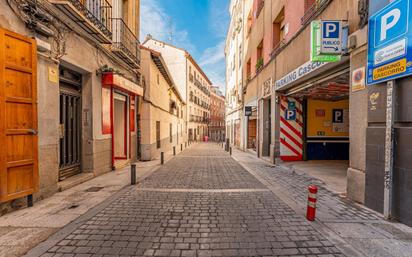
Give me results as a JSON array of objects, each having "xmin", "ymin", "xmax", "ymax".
[{"xmin": 140, "ymin": 0, "xmax": 230, "ymax": 93}]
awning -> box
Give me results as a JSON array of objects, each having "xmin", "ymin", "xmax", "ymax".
[{"xmin": 102, "ymin": 72, "xmax": 143, "ymax": 96}]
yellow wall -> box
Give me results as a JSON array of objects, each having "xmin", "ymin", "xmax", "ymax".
[{"xmin": 307, "ymin": 99, "xmax": 349, "ymax": 137}]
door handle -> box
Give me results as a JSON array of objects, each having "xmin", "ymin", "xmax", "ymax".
[{"xmin": 29, "ymin": 129, "xmax": 38, "ymax": 135}]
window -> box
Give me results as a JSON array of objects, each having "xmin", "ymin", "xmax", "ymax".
[
  {"xmin": 156, "ymin": 121, "xmax": 161, "ymax": 149},
  {"xmin": 246, "ymin": 58, "xmax": 251, "ymax": 80},
  {"xmin": 247, "ymin": 10, "xmax": 252, "ymax": 36},
  {"xmin": 256, "ymin": 0, "xmax": 264, "ymax": 18},
  {"xmin": 304, "ymin": 0, "xmax": 316, "ymax": 12},
  {"xmin": 170, "ymin": 123, "xmax": 173, "ymax": 143},
  {"xmin": 273, "ymin": 8, "xmax": 285, "ymax": 50},
  {"xmin": 256, "ymin": 40, "xmax": 264, "ymax": 71},
  {"xmin": 239, "ymin": 44, "xmax": 242, "ymax": 68}
]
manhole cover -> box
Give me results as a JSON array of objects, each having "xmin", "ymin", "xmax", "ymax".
[{"xmin": 85, "ymin": 186, "xmax": 104, "ymax": 192}]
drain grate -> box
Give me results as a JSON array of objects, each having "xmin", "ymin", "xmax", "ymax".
[
  {"xmin": 68, "ymin": 203, "xmax": 79, "ymax": 209},
  {"xmin": 85, "ymin": 186, "xmax": 104, "ymax": 192}
]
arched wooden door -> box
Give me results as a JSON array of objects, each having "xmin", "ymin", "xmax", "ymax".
[{"xmin": 0, "ymin": 28, "xmax": 38, "ymax": 202}]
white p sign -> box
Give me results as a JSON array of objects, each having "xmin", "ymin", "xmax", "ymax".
[
  {"xmin": 325, "ymin": 23, "xmax": 337, "ymax": 37},
  {"xmin": 380, "ymin": 8, "xmax": 401, "ymax": 41}
]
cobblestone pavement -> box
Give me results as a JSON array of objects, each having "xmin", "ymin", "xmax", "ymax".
[
  {"xmin": 29, "ymin": 143, "xmax": 348, "ymax": 257},
  {"xmin": 231, "ymin": 151, "xmax": 380, "ymax": 222}
]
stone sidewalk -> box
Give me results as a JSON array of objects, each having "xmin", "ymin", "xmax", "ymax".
[
  {"xmin": 0, "ymin": 147, "xmax": 179, "ymax": 257},
  {"xmin": 25, "ymin": 143, "xmax": 349, "ymax": 257},
  {"xmin": 231, "ymin": 148, "xmax": 412, "ymax": 257}
]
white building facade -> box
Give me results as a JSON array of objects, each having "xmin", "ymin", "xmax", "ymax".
[
  {"xmin": 143, "ymin": 37, "xmax": 211, "ymax": 141},
  {"xmin": 225, "ymin": 0, "xmax": 246, "ymax": 149}
]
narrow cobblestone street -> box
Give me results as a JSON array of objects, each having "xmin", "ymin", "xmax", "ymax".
[{"xmin": 26, "ymin": 143, "xmax": 348, "ymax": 257}]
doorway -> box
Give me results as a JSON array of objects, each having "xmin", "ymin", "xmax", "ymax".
[
  {"xmin": 113, "ymin": 92, "xmax": 127, "ymax": 159},
  {"xmin": 262, "ymin": 98, "xmax": 271, "ymax": 156},
  {"xmin": 59, "ymin": 67, "xmax": 82, "ymax": 181}
]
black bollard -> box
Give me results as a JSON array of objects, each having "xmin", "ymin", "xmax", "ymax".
[
  {"xmin": 131, "ymin": 163, "xmax": 136, "ymax": 185},
  {"xmin": 161, "ymin": 152, "xmax": 164, "ymax": 165},
  {"xmin": 181, "ymin": 144, "xmax": 183, "ymax": 151},
  {"xmin": 230, "ymin": 147, "xmax": 232, "ymax": 155},
  {"xmin": 185, "ymin": 142, "xmax": 187, "ymax": 148},
  {"xmin": 27, "ymin": 194, "xmax": 33, "ymax": 207},
  {"xmin": 173, "ymin": 146, "xmax": 176, "ymax": 156}
]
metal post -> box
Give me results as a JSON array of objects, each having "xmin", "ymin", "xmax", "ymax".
[
  {"xmin": 131, "ymin": 163, "xmax": 136, "ymax": 185},
  {"xmin": 181, "ymin": 144, "xmax": 183, "ymax": 151},
  {"xmin": 225, "ymin": 138, "xmax": 229, "ymax": 152},
  {"xmin": 185, "ymin": 142, "xmax": 187, "ymax": 148},
  {"xmin": 161, "ymin": 152, "xmax": 164, "ymax": 165},
  {"xmin": 383, "ymin": 80, "xmax": 396, "ymax": 219},
  {"xmin": 230, "ymin": 147, "xmax": 232, "ymax": 156},
  {"xmin": 27, "ymin": 194, "xmax": 33, "ymax": 207},
  {"xmin": 173, "ymin": 146, "xmax": 176, "ymax": 156}
]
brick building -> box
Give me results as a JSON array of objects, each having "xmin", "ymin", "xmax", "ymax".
[{"xmin": 209, "ymin": 86, "xmax": 226, "ymax": 142}]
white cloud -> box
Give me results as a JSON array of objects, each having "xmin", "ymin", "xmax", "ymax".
[
  {"xmin": 140, "ymin": 0, "xmax": 196, "ymax": 53},
  {"xmin": 140, "ymin": 0, "xmax": 228, "ymax": 94},
  {"xmin": 199, "ymin": 40, "xmax": 225, "ymax": 67},
  {"xmin": 198, "ymin": 40, "xmax": 226, "ymax": 93}
]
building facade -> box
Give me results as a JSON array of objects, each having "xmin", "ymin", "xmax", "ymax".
[
  {"xmin": 0, "ymin": 0, "xmax": 142, "ymax": 212},
  {"xmin": 139, "ymin": 46, "xmax": 186, "ymax": 160},
  {"xmin": 225, "ymin": 0, "xmax": 246, "ymax": 149},
  {"xmin": 143, "ymin": 37, "xmax": 212, "ymax": 142},
  {"xmin": 209, "ymin": 86, "xmax": 226, "ymax": 142},
  {"xmin": 226, "ymin": 0, "xmax": 412, "ymax": 227}
]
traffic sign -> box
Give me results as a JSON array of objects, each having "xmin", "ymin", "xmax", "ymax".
[
  {"xmin": 285, "ymin": 109, "xmax": 296, "ymax": 121},
  {"xmin": 244, "ymin": 106, "xmax": 252, "ymax": 116},
  {"xmin": 310, "ymin": 21, "xmax": 341, "ymax": 62},
  {"xmin": 320, "ymin": 21, "xmax": 342, "ymax": 54},
  {"xmin": 367, "ymin": 0, "xmax": 412, "ymax": 85}
]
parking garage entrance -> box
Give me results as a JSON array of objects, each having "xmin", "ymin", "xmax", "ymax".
[{"xmin": 278, "ymin": 67, "xmax": 350, "ymax": 193}]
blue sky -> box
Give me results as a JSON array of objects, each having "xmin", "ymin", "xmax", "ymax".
[{"xmin": 140, "ymin": 0, "xmax": 230, "ymax": 93}]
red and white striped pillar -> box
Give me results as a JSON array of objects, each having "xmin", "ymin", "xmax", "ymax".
[{"xmin": 279, "ymin": 96, "xmax": 303, "ymax": 161}]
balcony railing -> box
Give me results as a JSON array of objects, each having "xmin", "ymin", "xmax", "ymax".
[
  {"xmin": 112, "ymin": 18, "xmax": 140, "ymax": 68},
  {"xmin": 301, "ymin": 0, "xmax": 330, "ymax": 26},
  {"xmin": 50, "ymin": 0, "xmax": 112, "ymax": 43}
]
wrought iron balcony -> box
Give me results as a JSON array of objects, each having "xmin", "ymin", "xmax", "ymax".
[
  {"xmin": 111, "ymin": 18, "xmax": 140, "ymax": 68},
  {"xmin": 301, "ymin": 0, "xmax": 330, "ymax": 26},
  {"xmin": 50, "ymin": 0, "xmax": 112, "ymax": 43}
]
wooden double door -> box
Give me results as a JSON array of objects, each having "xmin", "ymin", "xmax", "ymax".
[{"xmin": 0, "ymin": 28, "xmax": 38, "ymax": 202}]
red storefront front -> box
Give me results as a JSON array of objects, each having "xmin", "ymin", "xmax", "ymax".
[{"xmin": 102, "ymin": 73, "xmax": 143, "ymax": 169}]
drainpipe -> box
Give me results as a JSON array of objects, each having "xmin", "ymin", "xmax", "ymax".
[{"xmin": 383, "ymin": 80, "xmax": 396, "ymax": 219}]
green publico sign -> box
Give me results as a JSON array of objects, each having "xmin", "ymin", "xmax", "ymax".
[{"xmin": 310, "ymin": 20, "xmax": 341, "ymax": 62}]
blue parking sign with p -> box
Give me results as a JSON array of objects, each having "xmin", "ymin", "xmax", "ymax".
[
  {"xmin": 285, "ymin": 109, "xmax": 296, "ymax": 121},
  {"xmin": 322, "ymin": 21, "xmax": 340, "ymax": 38},
  {"xmin": 367, "ymin": 0, "xmax": 412, "ymax": 85}
]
